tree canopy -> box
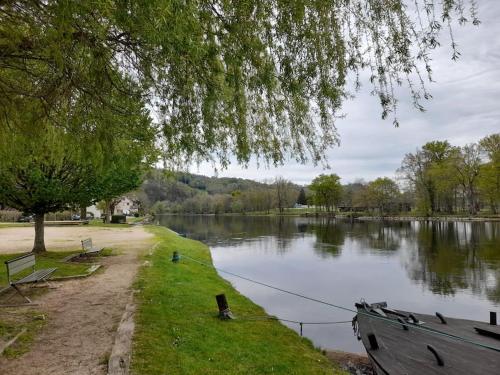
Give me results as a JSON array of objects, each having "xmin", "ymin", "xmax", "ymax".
[
  {"xmin": 399, "ymin": 134, "xmax": 500, "ymax": 216},
  {"xmin": 0, "ymin": 105, "xmax": 156, "ymax": 251},
  {"xmin": 309, "ymin": 174, "xmax": 343, "ymax": 212},
  {"xmin": 1, "ymin": 0, "xmax": 480, "ymax": 166},
  {"xmin": 365, "ymin": 177, "xmax": 401, "ymax": 215}
]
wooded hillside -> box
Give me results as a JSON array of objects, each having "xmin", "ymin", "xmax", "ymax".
[{"xmin": 138, "ymin": 171, "xmax": 301, "ymax": 214}]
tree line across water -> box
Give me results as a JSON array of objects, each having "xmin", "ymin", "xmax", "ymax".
[{"xmin": 139, "ymin": 133, "xmax": 499, "ymax": 217}]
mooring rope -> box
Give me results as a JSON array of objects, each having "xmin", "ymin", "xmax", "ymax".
[
  {"xmin": 234, "ymin": 315, "xmax": 352, "ymax": 325},
  {"xmin": 234, "ymin": 316, "xmax": 353, "ymax": 337},
  {"xmin": 178, "ymin": 253, "xmax": 500, "ymax": 352}
]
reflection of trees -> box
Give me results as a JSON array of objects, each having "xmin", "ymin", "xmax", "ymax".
[
  {"xmin": 347, "ymin": 221, "xmax": 409, "ymax": 252},
  {"xmin": 403, "ymin": 221, "xmax": 500, "ymax": 302},
  {"xmin": 157, "ymin": 214, "xmax": 301, "ymax": 252},
  {"xmin": 306, "ymin": 218, "xmax": 345, "ymax": 258},
  {"xmin": 159, "ymin": 215, "xmax": 500, "ymax": 304}
]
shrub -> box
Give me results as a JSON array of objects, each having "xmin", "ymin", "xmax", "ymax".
[
  {"xmin": 45, "ymin": 211, "xmax": 72, "ymax": 221},
  {"xmin": 111, "ymin": 215, "xmax": 127, "ymax": 224},
  {"xmin": 134, "ymin": 212, "xmax": 140, "ymax": 218},
  {"xmin": 0, "ymin": 210, "xmax": 22, "ymax": 222},
  {"xmin": 150, "ymin": 201, "xmax": 169, "ymax": 215}
]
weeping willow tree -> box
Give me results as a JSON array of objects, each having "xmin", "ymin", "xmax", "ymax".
[{"xmin": 0, "ymin": 0, "xmax": 480, "ymax": 167}]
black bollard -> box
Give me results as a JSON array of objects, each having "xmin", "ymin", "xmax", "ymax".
[{"xmin": 216, "ymin": 294, "xmax": 234, "ymax": 319}]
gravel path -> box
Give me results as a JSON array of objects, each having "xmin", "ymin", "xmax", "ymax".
[{"xmin": 0, "ymin": 226, "xmax": 152, "ymax": 254}]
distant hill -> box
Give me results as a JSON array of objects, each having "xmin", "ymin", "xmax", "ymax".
[
  {"xmin": 174, "ymin": 172, "xmax": 279, "ymax": 195},
  {"xmin": 137, "ymin": 170, "xmax": 301, "ymax": 214}
]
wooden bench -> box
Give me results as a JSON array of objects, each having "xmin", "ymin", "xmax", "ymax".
[
  {"xmin": 4, "ymin": 253, "xmax": 57, "ymax": 303},
  {"xmin": 81, "ymin": 238, "xmax": 103, "ymax": 256}
]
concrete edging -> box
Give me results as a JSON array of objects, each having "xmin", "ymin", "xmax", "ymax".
[
  {"xmin": 0, "ymin": 328, "xmax": 27, "ymax": 355},
  {"xmin": 107, "ymin": 300, "xmax": 136, "ymax": 375},
  {"xmin": 50, "ymin": 264, "xmax": 101, "ymax": 281}
]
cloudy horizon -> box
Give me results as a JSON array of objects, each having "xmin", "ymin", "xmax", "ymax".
[{"xmin": 192, "ymin": 1, "xmax": 500, "ymax": 186}]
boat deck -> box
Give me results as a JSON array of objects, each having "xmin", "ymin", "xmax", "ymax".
[{"xmin": 355, "ymin": 302, "xmax": 500, "ymax": 374}]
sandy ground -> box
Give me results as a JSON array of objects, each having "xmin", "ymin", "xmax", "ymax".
[
  {"xmin": 0, "ymin": 226, "xmax": 152, "ymax": 254},
  {"xmin": 0, "ymin": 225, "xmax": 153, "ymax": 375}
]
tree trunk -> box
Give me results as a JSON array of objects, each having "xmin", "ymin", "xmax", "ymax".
[
  {"xmin": 103, "ymin": 200, "xmax": 117, "ymax": 223},
  {"xmin": 33, "ymin": 214, "xmax": 46, "ymax": 253},
  {"xmin": 467, "ymin": 184, "xmax": 477, "ymax": 215},
  {"xmin": 103, "ymin": 201, "xmax": 111, "ymax": 223},
  {"xmin": 80, "ymin": 206, "xmax": 86, "ymax": 220}
]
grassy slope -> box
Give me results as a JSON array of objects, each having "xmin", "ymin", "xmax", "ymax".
[{"xmin": 132, "ymin": 226, "xmax": 344, "ymax": 375}]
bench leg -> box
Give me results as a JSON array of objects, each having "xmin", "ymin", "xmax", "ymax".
[
  {"xmin": 30, "ymin": 279, "xmax": 57, "ymax": 289},
  {"xmin": 11, "ymin": 285, "xmax": 32, "ymax": 304},
  {"xmin": 42, "ymin": 279, "xmax": 57, "ymax": 289}
]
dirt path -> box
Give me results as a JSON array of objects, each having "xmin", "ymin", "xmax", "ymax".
[{"xmin": 0, "ymin": 226, "xmax": 153, "ymax": 375}]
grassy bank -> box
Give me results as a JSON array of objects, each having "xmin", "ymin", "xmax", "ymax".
[{"xmin": 132, "ymin": 226, "xmax": 344, "ymax": 374}]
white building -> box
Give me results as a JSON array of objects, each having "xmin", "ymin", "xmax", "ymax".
[
  {"xmin": 86, "ymin": 205, "xmax": 102, "ymax": 218},
  {"xmin": 115, "ymin": 196, "xmax": 139, "ymax": 215},
  {"xmin": 86, "ymin": 196, "xmax": 139, "ymax": 218}
]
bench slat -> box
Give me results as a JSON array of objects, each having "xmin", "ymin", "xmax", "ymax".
[
  {"xmin": 5, "ymin": 254, "xmax": 34, "ymax": 266},
  {"xmin": 81, "ymin": 238, "xmax": 102, "ymax": 255},
  {"xmin": 86, "ymin": 247, "xmax": 102, "ymax": 254},
  {"xmin": 82, "ymin": 238, "xmax": 93, "ymax": 249},
  {"xmin": 7, "ymin": 256, "xmax": 35, "ymax": 269},
  {"xmin": 7, "ymin": 256, "xmax": 36, "ymax": 276},
  {"xmin": 13, "ymin": 268, "xmax": 57, "ymax": 285},
  {"xmin": 5, "ymin": 253, "xmax": 34, "ymax": 265}
]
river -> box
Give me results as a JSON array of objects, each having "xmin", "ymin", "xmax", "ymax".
[{"xmin": 157, "ymin": 214, "xmax": 500, "ymax": 353}]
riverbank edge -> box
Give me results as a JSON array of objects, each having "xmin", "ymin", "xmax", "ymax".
[
  {"xmin": 153, "ymin": 212, "xmax": 500, "ymax": 222},
  {"xmin": 130, "ymin": 225, "xmax": 348, "ymax": 374},
  {"xmin": 340, "ymin": 215, "xmax": 500, "ymax": 222}
]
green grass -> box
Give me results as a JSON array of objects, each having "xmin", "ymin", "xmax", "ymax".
[
  {"xmin": 0, "ymin": 251, "xmax": 91, "ymax": 287},
  {"xmin": 132, "ymin": 226, "xmax": 344, "ymax": 375},
  {"xmin": 88, "ymin": 219, "xmax": 130, "ymax": 228},
  {"xmin": 127, "ymin": 216, "xmax": 145, "ymax": 223},
  {"xmin": 0, "ymin": 223, "xmax": 32, "ymax": 228},
  {"xmin": 0, "ymin": 309, "xmax": 47, "ymax": 358},
  {"xmin": 100, "ymin": 248, "xmax": 115, "ymax": 257}
]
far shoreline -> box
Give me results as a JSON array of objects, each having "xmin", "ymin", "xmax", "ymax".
[{"xmin": 152, "ymin": 212, "xmax": 500, "ymax": 222}]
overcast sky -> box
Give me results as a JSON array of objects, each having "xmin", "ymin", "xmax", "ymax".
[{"xmin": 193, "ymin": 1, "xmax": 500, "ymax": 186}]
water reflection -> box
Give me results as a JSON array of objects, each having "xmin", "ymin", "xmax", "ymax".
[
  {"xmin": 157, "ymin": 215, "xmax": 500, "ymax": 352},
  {"xmin": 405, "ymin": 221, "xmax": 500, "ymax": 300}
]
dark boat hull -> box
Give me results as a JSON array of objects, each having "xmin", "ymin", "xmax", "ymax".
[{"xmin": 355, "ymin": 302, "xmax": 500, "ymax": 374}]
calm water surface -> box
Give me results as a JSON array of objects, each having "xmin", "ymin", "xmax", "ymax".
[{"xmin": 157, "ymin": 215, "xmax": 500, "ymax": 353}]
